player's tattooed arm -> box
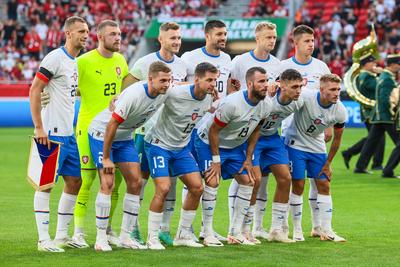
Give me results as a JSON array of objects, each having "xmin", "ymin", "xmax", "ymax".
[
  {"xmin": 205, "ymin": 122, "xmax": 224, "ymax": 186},
  {"xmin": 121, "ymin": 73, "xmax": 139, "ymax": 90},
  {"xmin": 319, "ymin": 123, "xmax": 345, "ymax": 181},
  {"xmin": 29, "ymin": 76, "xmax": 51, "ymax": 149},
  {"xmin": 324, "ymin": 127, "xmax": 333, "ymax": 143}
]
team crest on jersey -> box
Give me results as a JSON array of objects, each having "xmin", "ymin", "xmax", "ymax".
[
  {"xmin": 71, "ymin": 71, "xmax": 78, "ymax": 81},
  {"xmin": 82, "ymin": 156, "xmax": 89, "ymax": 164},
  {"xmin": 116, "ymin": 67, "xmax": 121, "ymax": 78},
  {"xmin": 314, "ymin": 118, "xmax": 322, "ymax": 125},
  {"xmin": 271, "ymin": 113, "xmax": 280, "ymax": 120},
  {"xmin": 191, "ymin": 113, "xmax": 198, "ymax": 121}
]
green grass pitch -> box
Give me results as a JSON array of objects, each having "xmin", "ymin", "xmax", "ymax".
[{"xmin": 0, "ymin": 128, "xmax": 399, "ymax": 267}]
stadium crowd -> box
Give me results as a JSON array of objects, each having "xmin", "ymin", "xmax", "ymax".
[
  {"xmin": 292, "ymin": 0, "xmax": 400, "ymax": 77},
  {"xmin": 0, "ymin": 0, "xmax": 222, "ymax": 81}
]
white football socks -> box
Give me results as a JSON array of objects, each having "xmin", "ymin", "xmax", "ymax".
[
  {"xmin": 34, "ymin": 191, "xmax": 51, "ymax": 241},
  {"xmin": 55, "ymin": 192, "xmax": 76, "ymax": 240}
]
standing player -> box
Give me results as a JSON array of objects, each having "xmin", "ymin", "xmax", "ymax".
[
  {"xmin": 284, "ymin": 74, "xmax": 347, "ymax": 242},
  {"xmin": 88, "ymin": 62, "xmax": 172, "ymax": 251},
  {"xmin": 181, "ymin": 19, "xmax": 236, "ymax": 242},
  {"xmin": 229, "ymin": 21, "xmax": 281, "ymax": 239},
  {"xmin": 144, "ymin": 63, "xmax": 218, "ymax": 249},
  {"xmin": 196, "ymin": 67, "xmax": 271, "ymax": 246},
  {"xmin": 280, "ymin": 25, "xmax": 331, "ymax": 237},
  {"xmin": 73, "ymin": 20, "xmax": 132, "ymax": 247},
  {"xmin": 29, "ymin": 16, "xmax": 89, "ymax": 252},
  {"xmin": 128, "ymin": 22, "xmax": 187, "ymax": 245}
]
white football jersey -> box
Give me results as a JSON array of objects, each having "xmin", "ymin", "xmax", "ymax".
[
  {"xmin": 260, "ymin": 90, "xmax": 304, "ymax": 136},
  {"xmin": 231, "ymin": 51, "xmax": 281, "ymax": 89},
  {"xmin": 89, "ymin": 81, "xmax": 167, "ymax": 141},
  {"xmin": 130, "ymin": 51, "xmax": 188, "ymax": 135},
  {"xmin": 130, "ymin": 51, "xmax": 187, "ymax": 82},
  {"xmin": 181, "ymin": 47, "xmax": 232, "ymax": 98},
  {"xmin": 145, "ymin": 84, "xmax": 213, "ymax": 150},
  {"xmin": 197, "ymin": 90, "xmax": 272, "ymax": 149},
  {"xmin": 39, "ymin": 47, "xmax": 78, "ymax": 136},
  {"xmin": 284, "ymin": 90, "xmax": 347, "ymax": 153},
  {"xmin": 280, "ymin": 56, "xmax": 331, "ymax": 135},
  {"xmin": 279, "ymin": 56, "xmax": 330, "ymax": 91}
]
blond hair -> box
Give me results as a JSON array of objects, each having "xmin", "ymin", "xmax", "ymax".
[
  {"xmin": 255, "ymin": 22, "xmax": 276, "ymax": 34},
  {"xmin": 159, "ymin": 22, "xmax": 180, "ymax": 32},
  {"xmin": 320, "ymin": 73, "xmax": 342, "ymax": 84}
]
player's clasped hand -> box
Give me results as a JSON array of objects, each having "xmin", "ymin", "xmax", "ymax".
[
  {"xmin": 239, "ymin": 159, "xmax": 256, "ymax": 184},
  {"xmin": 205, "ymin": 162, "xmax": 221, "ymax": 186},
  {"xmin": 267, "ymin": 82, "xmax": 278, "ymax": 97},
  {"xmin": 231, "ymin": 78, "xmax": 241, "ymax": 91},
  {"xmin": 35, "ymin": 127, "xmax": 51, "ymax": 150},
  {"xmin": 108, "ymin": 95, "xmax": 119, "ymax": 112},
  {"xmin": 102, "ymin": 158, "xmax": 115, "ymax": 174},
  {"xmin": 319, "ymin": 162, "xmax": 332, "ymax": 182}
]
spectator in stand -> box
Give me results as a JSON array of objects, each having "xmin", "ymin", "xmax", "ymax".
[
  {"xmin": 10, "ymin": 59, "xmax": 23, "ymax": 80},
  {"xmin": 0, "ymin": 53, "xmax": 15, "ymax": 73},
  {"xmin": 322, "ymin": 33, "xmax": 336, "ymax": 61},
  {"xmin": 325, "ymin": 15, "xmax": 342, "ymax": 43},
  {"xmin": 15, "ymin": 23, "xmax": 27, "ymax": 49},
  {"xmin": 46, "ymin": 22, "xmax": 63, "ymax": 53},
  {"xmin": 329, "ymin": 53, "xmax": 346, "ymax": 77},
  {"xmin": 7, "ymin": 0, "xmax": 18, "ymax": 21},
  {"xmin": 2, "ymin": 20, "xmax": 16, "ymax": 46},
  {"xmin": 343, "ymin": 21, "xmax": 355, "ymax": 49},
  {"xmin": 24, "ymin": 27, "xmax": 41, "ymax": 60},
  {"xmin": 274, "ymin": 5, "xmax": 287, "ymax": 17}
]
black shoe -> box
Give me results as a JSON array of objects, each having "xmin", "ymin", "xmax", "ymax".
[
  {"xmin": 342, "ymin": 151, "xmax": 351, "ymax": 169},
  {"xmin": 354, "ymin": 168, "xmax": 373, "ymax": 174},
  {"xmin": 382, "ymin": 174, "xmax": 400, "ymax": 179},
  {"xmin": 371, "ymin": 165, "xmax": 383, "ymax": 170}
]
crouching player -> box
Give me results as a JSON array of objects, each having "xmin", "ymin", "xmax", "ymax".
[
  {"xmin": 230, "ymin": 69, "xmax": 304, "ymax": 243},
  {"xmin": 285, "ymin": 74, "xmax": 347, "ymax": 242},
  {"xmin": 196, "ymin": 67, "xmax": 271, "ymax": 246},
  {"xmin": 88, "ymin": 62, "xmax": 172, "ymax": 251},
  {"xmin": 144, "ymin": 62, "xmax": 218, "ymax": 250}
]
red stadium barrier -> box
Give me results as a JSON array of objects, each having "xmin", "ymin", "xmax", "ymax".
[{"xmin": 0, "ymin": 83, "xmax": 30, "ymax": 97}]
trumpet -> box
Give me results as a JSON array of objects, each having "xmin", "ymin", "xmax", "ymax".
[{"xmin": 344, "ymin": 26, "xmax": 380, "ymax": 108}]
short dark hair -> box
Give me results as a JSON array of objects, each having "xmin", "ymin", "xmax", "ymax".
[
  {"xmin": 246, "ymin": 67, "xmax": 266, "ymax": 83},
  {"xmin": 280, "ymin": 69, "xmax": 303, "ymax": 83},
  {"xmin": 64, "ymin": 16, "xmax": 86, "ymax": 30},
  {"xmin": 97, "ymin": 20, "xmax": 119, "ymax": 33},
  {"xmin": 293, "ymin": 24, "xmax": 314, "ymax": 38},
  {"xmin": 149, "ymin": 61, "xmax": 171, "ymax": 76},
  {"xmin": 195, "ymin": 62, "xmax": 219, "ymax": 78},
  {"xmin": 205, "ymin": 20, "xmax": 226, "ymax": 33}
]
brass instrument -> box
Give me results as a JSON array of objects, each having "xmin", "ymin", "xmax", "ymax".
[{"xmin": 344, "ymin": 26, "xmax": 380, "ymax": 107}]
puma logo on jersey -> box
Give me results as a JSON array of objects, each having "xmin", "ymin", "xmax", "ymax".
[{"xmin": 96, "ymin": 70, "xmax": 102, "ymax": 75}]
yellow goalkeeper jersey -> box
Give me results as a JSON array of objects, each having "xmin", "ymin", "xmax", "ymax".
[{"xmin": 76, "ymin": 49, "xmax": 129, "ymax": 133}]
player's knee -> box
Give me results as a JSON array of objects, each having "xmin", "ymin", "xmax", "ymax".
[
  {"xmin": 292, "ymin": 181, "xmax": 304, "ymax": 195},
  {"xmin": 189, "ymin": 183, "xmax": 203, "ymax": 198},
  {"xmin": 317, "ymin": 180, "xmax": 330, "ymax": 195},
  {"xmin": 205, "ymin": 179, "xmax": 219, "ymax": 188},
  {"xmin": 126, "ymin": 176, "xmax": 142, "ymax": 191},
  {"xmin": 101, "ymin": 178, "xmax": 114, "ymax": 194},
  {"xmin": 156, "ymin": 183, "xmax": 171, "ymax": 199},
  {"xmin": 65, "ymin": 178, "xmax": 82, "ymax": 194},
  {"xmin": 277, "ymin": 173, "xmax": 291, "ymax": 190}
]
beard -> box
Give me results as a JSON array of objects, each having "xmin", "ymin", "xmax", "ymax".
[
  {"xmin": 251, "ymin": 86, "xmax": 266, "ymax": 100},
  {"xmin": 104, "ymin": 42, "xmax": 120, "ymax": 52}
]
